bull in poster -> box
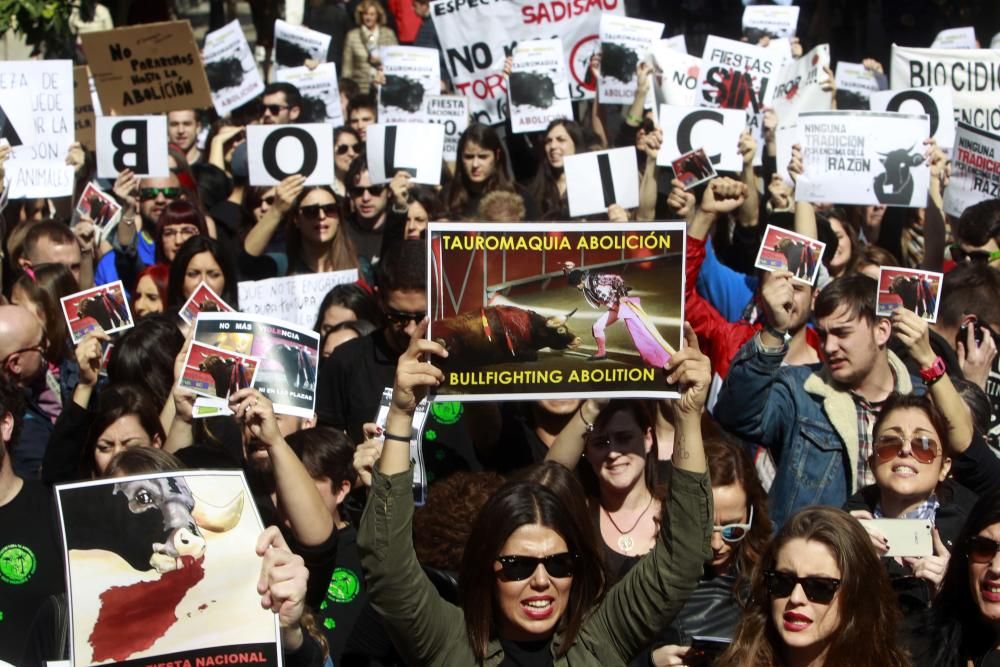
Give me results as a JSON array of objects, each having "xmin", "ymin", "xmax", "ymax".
[{"xmin": 427, "ymin": 221, "xmax": 685, "ymax": 400}]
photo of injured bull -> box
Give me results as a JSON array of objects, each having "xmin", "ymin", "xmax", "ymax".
[
  {"xmin": 61, "ymin": 280, "xmax": 134, "ymax": 344},
  {"xmin": 179, "ymin": 281, "xmax": 235, "ymax": 325},
  {"xmin": 179, "ymin": 341, "xmax": 260, "ymax": 402},
  {"xmin": 55, "ymin": 471, "xmax": 280, "ymax": 666},
  {"xmin": 193, "ymin": 312, "xmax": 321, "ymax": 418},
  {"xmin": 876, "ymin": 266, "xmax": 943, "ymax": 323},
  {"xmin": 428, "ymin": 221, "xmax": 686, "ymax": 401},
  {"xmin": 75, "ymin": 181, "xmax": 121, "ymax": 230},
  {"xmin": 754, "ymin": 224, "xmax": 826, "ymax": 286}
]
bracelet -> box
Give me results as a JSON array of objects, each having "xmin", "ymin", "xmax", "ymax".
[
  {"xmin": 577, "ymin": 404, "xmax": 595, "ymax": 433},
  {"xmin": 764, "ymin": 323, "xmax": 788, "ymax": 341},
  {"xmin": 383, "ymin": 431, "xmax": 410, "ymax": 443}
]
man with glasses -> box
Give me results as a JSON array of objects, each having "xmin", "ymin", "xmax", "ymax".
[
  {"xmin": 0, "ymin": 306, "xmax": 50, "ymax": 479},
  {"xmin": 260, "ymin": 82, "xmax": 303, "ymax": 126},
  {"xmin": 951, "ymin": 199, "xmax": 1000, "ymax": 269}
]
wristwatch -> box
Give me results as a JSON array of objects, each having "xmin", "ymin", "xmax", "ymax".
[{"xmin": 918, "ymin": 356, "xmax": 947, "ymax": 385}]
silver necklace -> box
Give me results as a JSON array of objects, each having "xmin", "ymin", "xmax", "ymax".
[{"xmin": 603, "ymin": 494, "xmax": 653, "ymax": 552}]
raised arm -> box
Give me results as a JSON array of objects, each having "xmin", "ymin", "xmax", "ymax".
[
  {"xmin": 545, "ymin": 399, "xmax": 606, "ymax": 469},
  {"xmin": 788, "ymin": 143, "xmax": 818, "ymax": 240},
  {"xmin": 736, "ymin": 130, "xmax": 759, "ymax": 228},
  {"xmin": 922, "ymin": 138, "xmax": 949, "ymax": 272},
  {"xmin": 244, "ymin": 175, "xmax": 305, "ymax": 257}
]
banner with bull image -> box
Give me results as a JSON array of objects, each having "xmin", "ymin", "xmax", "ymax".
[
  {"xmin": 56, "ymin": 471, "xmax": 281, "ymax": 666},
  {"xmin": 508, "ymin": 38, "xmax": 573, "ymax": 134},
  {"xmin": 193, "ymin": 312, "xmax": 320, "ymax": 419},
  {"xmin": 427, "ymin": 221, "xmax": 685, "ymax": 401},
  {"xmin": 598, "ymin": 14, "xmax": 664, "ymax": 105},
  {"xmin": 795, "ymin": 110, "xmax": 930, "ymax": 207},
  {"xmin": 202, "ymin": 19, "xmax": 265, "ymax": 117},
  {"xmin": 377, "ymin": 46, "xmax": 440, "ymax": 124}
]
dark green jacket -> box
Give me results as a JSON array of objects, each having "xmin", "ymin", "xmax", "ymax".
[{"xmin": 357, "ymin": 466, "xmax": 713, "ymax": 666}]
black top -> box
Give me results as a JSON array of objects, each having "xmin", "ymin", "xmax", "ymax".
[
  {"xmin": 589, "ymin": 502, "xmax": 641, "ymax": 585},
  {"xmin": 499, "ymin": 637, "xmax": 554, "ymax": 667}
]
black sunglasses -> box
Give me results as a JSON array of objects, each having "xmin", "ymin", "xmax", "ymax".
[
  {"xmin": 969, "ymin": 535, "xmax": 1000, "ymax": 564},
  {"xmin": 495, "ymin": 553, "xmax": 578, "ymax": 581},
  {"xmin": 350, "ymin": 184, "xmax": 386, "ymax": 198},
  {"xmin": 262, "ymin": 103, "xmax": 290, "ymax": 116},
  {"xmin": 384, "ymin": 306, "xmax": 425, "ymax": 326},
  {"xmin": 300, "ymin": 203, "xmax": 339, "ymax": 220},
  {"xmin": 139, "ymin": 187, "xmax": 181, "ymax": 201},
  {"xmin": 950, "ymin": 245, "xmax": 1000, "ymax": 265},
  {"xmin": 763, "ymin": 570, "xmax": 841, "ymax": 604},
  {"xmin": 259, "ymin": 195, "xmax": 276, "ymax": 207},
  {"xmin": 336, "ymin": 143, "xmax": 359, "ymax": 155}
]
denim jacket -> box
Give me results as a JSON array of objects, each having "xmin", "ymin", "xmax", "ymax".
[{"xmin": 716, "ymin": 332, "xmax": 921, "ymax": 528}]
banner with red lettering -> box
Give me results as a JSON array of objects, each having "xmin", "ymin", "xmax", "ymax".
[
  {"xmin": 429, "ymin": 0, "xmax": 624, "ymax": 125},
  {"xmin": 943, "ymin": 122, "xmax": 1000, "ymax": 217}
]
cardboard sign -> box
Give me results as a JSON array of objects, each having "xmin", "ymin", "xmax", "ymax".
[
  {"xmin": 834, "ymin": 61, "xmax": 884, "ymax": 109},
  {"xmin": 378, "ymin": 46, "xmax": 441, "ymax": 123},
  {"xmin": 943, "ymin": 122, "xmax": 1000, "ymax": 217},
  {"xmin": 80, "ymin": 21, "xmax": 212, "ymax": 114},
  {"xmin": 61, "ymin": 280, "xmax": 134, "ymax": 343},
  {"xmin": 656, "ymin": 105, "xmax": 746, "ymax": 172},
  {"xmin": 73, "ymin": 66, "xmax": 98, "ymax": 151},
  {"xmin": 203, "ymin": 19, "xmax": 265, "ymax": 116},
  {"xmin": 796, "ymin": 110, "xmax": 930, "ymax": 207},
  {"xmin": 0, "ymin": 60, "xmax": 75, "ymax": 199},
  {"xmin": 273, "ymin": 19, "xmax": 331, "ymax": 69},
  {"xmin": 96, "ymin": 116, "xmax": 169, "ymax": 179},
  {"xmin": 869, "ymin": 87, "xmax": 955, "ymax": 151},
  {"xmin": 742, "ymin": 4, "xmax": 800, "ymax": 40},
  {"xmin": 237, "ymin": 269, "xmax": 359, "ymax": 329},
  {"xmin": 696, "ymin": 35, "xmax": 783, "ymax": 113},
  {"xmin": 754, "ymin": 225, "xmax": 825, "ymax": 286},
  {"xmin": 427, "ymin": 221, "xmax": 686, "ymax": 401},
  {"xmin": 891, "ymin": 45, "xmax": 1000, "ymax": 135},
  {"xmin": 275, "ymin": 63, "xmax": 344, "ymax": 126},
  {"xmin": 563, "ymin": 146, "xmax": 639, "ymax": 217},
  {"xmin": 598, "ymin": 14, "xmax": 664, "ymax": 104},
  {"xmin": 430, "ymin": 0, "xmax": 623, "ymax": 124},
  {"xmin": 424, "ymin": 95, "xmax": 468, "ymax": 162},
  {"xmin": 650, "ymin": 40, "xmax": 701, "ymax": 108},
  {"xmin": 55, "ymin": 471, "xmax": 280, "ymax": 666},
  {"xmin": 366, "ymin": 123, "xmax": 444, "ymax": 185},
  {"xmin": 246, "ymin": 123, "xmax": 334, "ymax": 187},
  {"xmin": 931, "ymin": 27, "xmax": 977, "ymax": 50},
  {"xmin": 672, "ymin": 148, "xmax": 717, "ymax": 190},
  {"xmin": 509, "ymin": 38, "xmax": 573, "ymax": 134},
  {"xmin": 877, "ymin": 266, "xmax": 943, "ymax": 322},
  {"xmin": 770, "ymin": 44, "xmax": 833, "ymax": 124}
]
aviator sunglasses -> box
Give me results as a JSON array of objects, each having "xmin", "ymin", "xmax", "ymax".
[
  {"xmin": 764, "ymin": 570, "xmax": 841, "ymax": 604},
  {"xmin": 495, "ymin": 553, "xmax": 579, "ymax": 581},
  {"xmin": 874, "ymin": 433, "xmax": 940, "ymax": 465},
  {"xmin": 969, "ymin": 535, "xmax": 1000, "ymax": 564}
]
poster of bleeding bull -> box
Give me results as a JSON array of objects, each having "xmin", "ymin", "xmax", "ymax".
[
  {"xmin": 427, "ymin": 222, "xmax": 685, "ymax": 401},
  {"xmin": 193, "ymin": 312, "xmax": 321, "ymax": 418},
  {"xmin": 55, "ymin": 471, "xmax": 281, "ymax": 666}
]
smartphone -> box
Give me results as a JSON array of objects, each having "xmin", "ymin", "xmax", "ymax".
[
  {"xmin": 687, "ymin": 636, "xmax": 731, "ymax": 666},
  {"xmin": 859, "ymin": 519, "xmax": 932, "ymax": 557},
  {"xmin": 958, "ymin": 320, "xmax": 986, "ymax": 347}
]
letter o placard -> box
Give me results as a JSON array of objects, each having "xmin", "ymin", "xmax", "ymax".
[{"xmin": 262, "ymin": 127, "xmax": 319, "ymax": 180}]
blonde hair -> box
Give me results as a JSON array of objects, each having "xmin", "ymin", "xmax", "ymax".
[{"xmin": 354, "ymin": 0, "xmax": 387, "ymax": 26}]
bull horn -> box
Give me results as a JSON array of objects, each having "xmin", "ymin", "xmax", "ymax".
[
  {"xmin": 564, "ymin": 308, "xmax": 578, "ymax": 319},
  {"xmin": 192, "ymin": 491, "xmax": 245, "ymax": 532}
]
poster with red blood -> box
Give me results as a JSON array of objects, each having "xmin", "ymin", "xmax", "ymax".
[
  {"xmin": 60, "ymin": 280, "xmax": 134, "ymax": 344},
  {"xmin": 876, "ymin": 266, "xmax": 943, "ymax": 323},
  {"xmin": 55, "ymin": 471, "xmax": 281, "ymax": 666}
]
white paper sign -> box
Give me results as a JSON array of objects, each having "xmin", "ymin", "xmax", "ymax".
[
  {"xmin": 661, "ymin": 34, "xmax": 687, "ymax": 54},
  {"xmin": 992, "ymin": 32, "xmax": 1000, "ymax": 49},
  {"xmin": 869, "ymin": 87, "xmax": 955, "ymax": 151},
  {"xmin": 651, "ymin": 41, "xmax": 702, "ymax": 108},
  {"xmin": 796, "ymin": 110, "xmax": 930, "ymax": 207},
  {"xmin": 563, "ymin": 146, "xmax": 639, "ymax": 217},
  {"xmin": 598, "ymin": 14, "xmax": 664, "ymax": 104},
  {"xmin": 835, "ymin": 61, "xmax": 883, "ymax": 107},
  {"xmin": 943, "ymin": 122, "xmax": 1000, "ymax": 218},
  {"xmin": 237, "ymin": 269, "xmax": 359, "ymax": 329},
  {"xmin": 425, "ymin": 95, "xmax": 468, "ymax": 162},
  {"xmin": 0, "ymin": 60, "xmax": 75, "ymax": 198},
  {"xmin": 931, "ymin": 27, "xmax": 977, "ymax": 50},
  {"xmin": 366, "ymin": 123, "xmax": 445, "ymax": 185},
  {"xmin": 203, "ymin": 19, "xmax": 265, "ymax": 116},
  {"xmin": 775, "ymin": 122, "xmax": 797, "ymax": 185},
  {"xmin": 771, "ymin": 44, "xmax": 833, "ymax": 123},
  {"xmin": 378, "ymin": 46, "xmax": 441, "ymax": 123},
  {"xmin": 656, "ymin": 105, "xmax": 747, "ymax": 173},
  {"xmin": 96, "ymin": 116, "xmax": 169, "ymax": 179},
  {"xmin": 275, "ymin": 63, "xmax": 344, "ymax": 126},
  {"xmin": 696, "ymin": 35, "xmax": 783, "ymax": 113},
  {"xmin": 509, "ymin": 38, "xmax": 573, "ymax": 134},
  {"xmin": 273, "ymin": 19, "xmax": 331, "ymax": 69},
  {"xmin": 246, "ymin": 123, "xmax": 334, "ymax": 186},
  {"xmin": 742, "ymin": 4, "xmax": 800, "ymax": 40}
]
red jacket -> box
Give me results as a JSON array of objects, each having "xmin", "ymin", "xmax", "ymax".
[{"xmin": 388, "ymin": 0, "xmax": 422, "ymax": 43}]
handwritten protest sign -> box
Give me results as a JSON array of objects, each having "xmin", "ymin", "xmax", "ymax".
[
  {"xmin": 656, "ymin": 105, "xmax": 746, "ymax": 172},
  {"xmin": 73, "ymin": 66, "xmax": 98, "ymax": 151},
  {"xmin": 796, "ymin": 110, "xmax": 930, "ymax": 207},
  {"xmin": 275, "ymin": 63, "xmax": 344, "ymax": 125},
  {"xmin": 509, "ymin": 39, "xmax": 573, "ymax": 134},
  {"xmin": 203, "ymin": 19, "xmax": 264, "ymax": 116},
  {"xmin": 943, "ymin": 122, "xmax": 1000, "ymax": 217},
  {"xmin": 237, "ymin": 270, "xmax": 358, "ymax": 329},
  {"xmin": 598, "ymin": 14, "xmax": 664, "ymax": 104},
  {"xmin": 425, "ymin": 95, "xmax": 468, "ymax": 162},
  {"xmin": 869, "ymin": 87, "xmax": 955, "ymax": 151},
  {"xmin": 378, "ymin": 46, "xmax": 440, "ymax": 123},
  {"xmin": 0, "ymin": 60, "xmax": 75, "ymax": 198},
  {"xmin": 274, "ymin": 20, "xmax": 331, "ymax": 70},
  {"xmin": 428, "ymin": 221, "xmax": 685, "ymax": 401},
  {"xmin": 81, "ymin": 21, "xmax": 212, "ymax": 114}
]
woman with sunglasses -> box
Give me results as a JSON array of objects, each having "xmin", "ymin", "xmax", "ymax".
[
  {"xmin": 333, "ymin": 127, "xmax": 361, "ymax": 197},
  {"xmin": 358, "ymin": 322, "xmax": 712, "ymax": 666},
  {"xmin": 716, "ymin": 506, "xmax": 909, "ymax": 667},
  {"xmin": 287, "ymin": 186, "xmax": 359, "ymax": 275}
]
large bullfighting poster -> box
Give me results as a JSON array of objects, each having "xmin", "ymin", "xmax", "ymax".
[
  {"xmin": 193, "ymin": 312, "xmax": 321, "ymax": 418},
  {"xmin": 55, "ymin": 471, "xmax": 280, "ymax": 666},
  {"xmin": 428, "ymin": 221, "xmax": 686, "ymax": 401}
]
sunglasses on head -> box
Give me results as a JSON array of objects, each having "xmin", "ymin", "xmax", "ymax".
[
  {"xmin": 495, "ymin": 553, "xmax": 578, "ymax": 581},
  {"xmin": 139, "ymin": 187, "xmax": 180, "ymax": 201},
  {"xmin": 764, "ymin": 570, "xmax": 841, "ymax": 604},
  {"xmin": 350, "ymin": 184, "xmax": 386, "ymax": 198},
  {"xmin": 300, "ymin": 203, "xmax": 339, "ymax": 220},
  {"xmin": 384, "ymin": 306, "xmax": 426, "ymax": 326},
  {"xmin": 874, "ymin": 433, "xmax": 940, "ymax": 465},
  {"xmin": 950, "ymin": 245, "xmax": 1000, "ymax": 265},
  {"xmin": 713, "ymin": 505, "xmax": 754, "ymax": 543},
  {"xmin": 336, "ymin": 143, "xmax": 359, "ymax": 155},
  {"xmin": 969, "ymin": 535, "xmax": 1000, "ymax": 564},
  {"xmin": 262, "ymin": 103, "xmax": 289, "ymax": 116}
]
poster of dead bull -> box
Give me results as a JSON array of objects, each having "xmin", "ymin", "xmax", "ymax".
[
  {"xmin": 795, "ymin": 110, "xmax": 930, "ymax": 207},
  {"xmin": 378, "ymin": 46, "xmax": 440, "ymax": 123},
  {"xmin": 56, "ymin": 471, "xmax": 280, "ymax": 667},
  {"xmin": 508, "ymin": 38, "xmax": 573, "ymax": 134},
  {"xmin": 597, "ymin": 14, "xmax": 664, "ymax": 104},
  {"xmin": 943, "ymin": 122, "xmax": 1000, "ymax": 218},
  {"xmin": 202, "ymin": 19, "xmax": 265, "ymax": 116},
  {"xmin": 194, "ymin": 312, "xmax": 321, "ymax": 418},
  {"xmin": 427, "ymin": 222, "xmax": 685, "ymax": 401}
]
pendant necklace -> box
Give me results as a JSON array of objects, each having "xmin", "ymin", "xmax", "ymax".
[{"xmin": 604, "ymin": 494, "xmax": 654, "ymax": 552}]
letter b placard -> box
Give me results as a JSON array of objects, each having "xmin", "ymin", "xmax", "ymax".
[
  {"xmin": 96, "ymin": 116, "xmax": 169, "ymax": 178},
  {"xmin": 247, "ymin": 124, "xmax": 334, "ymax": 186}
]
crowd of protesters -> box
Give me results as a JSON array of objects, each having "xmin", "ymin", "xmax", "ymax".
[{"xmin": 4, "ymin": 1, "xmax": 1000, "ymax": 666}]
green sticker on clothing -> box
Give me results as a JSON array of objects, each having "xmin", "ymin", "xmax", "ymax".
[
  {"xmin": 323, "ymin": 618, "xmax": 336, "ymax": 630},
  {"xmin": 326, "ymin": 567, "xmax": 360, "ymax": 603},
  {"xmin": 0, "ymin": 544, "xmax": 36, "ymax": 584},
  {"xmin": 430, "ymin": 402, "xmax": 463, "ymax": 425}
]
